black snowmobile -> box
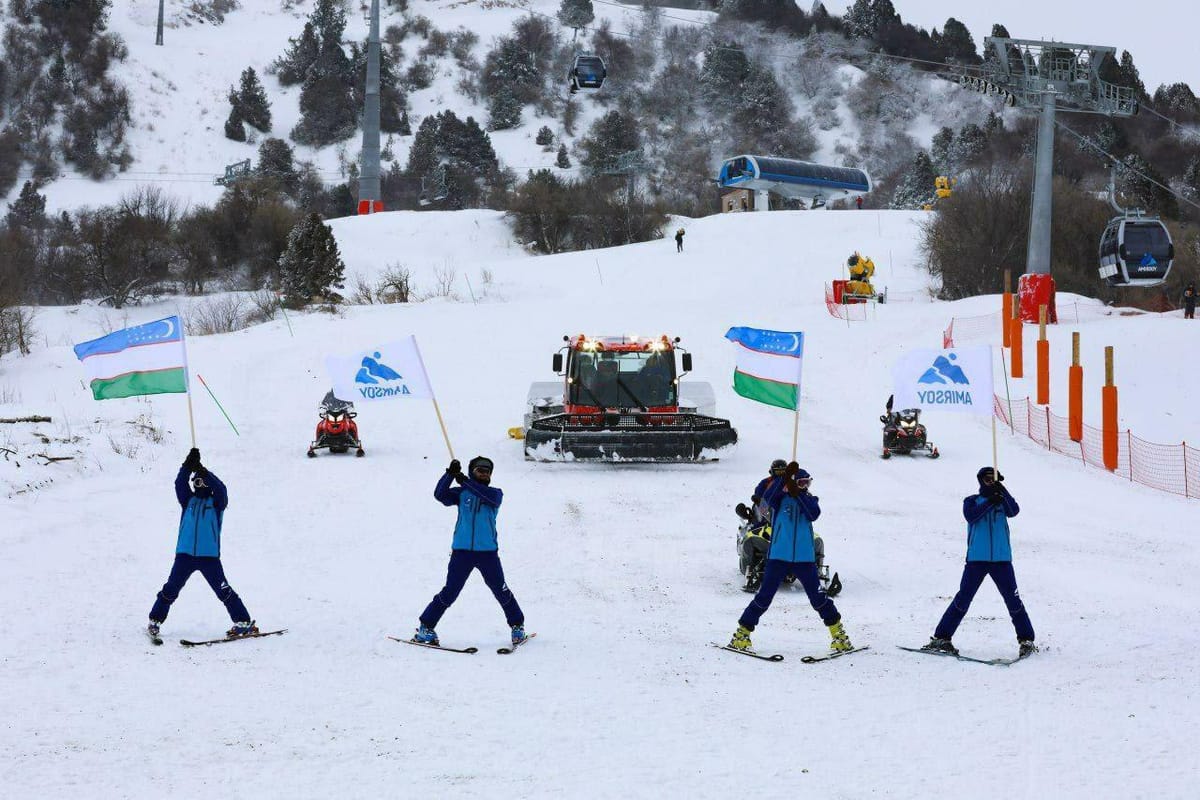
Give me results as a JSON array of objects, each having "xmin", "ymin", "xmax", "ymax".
[
  {"xmin": 734, "ymin": 502, "xmax": 841, "ymax": 596},
  {"xmin": 881, "ymin": 394, "xmax": 938, "ymax": 459},
  {"xmin": 307, "ymin": 391, "xmax": 364, "ymax": 458}
]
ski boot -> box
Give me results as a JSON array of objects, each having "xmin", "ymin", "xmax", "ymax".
[
  {"xmin": 922, "ymin": 636, "xmax": 958, "ymax": 655},
  {"xmin": 147, "ymin": 620, "xmax": 161, "ymax": 637},
  {"xmin": 728, "ymin": 625, "xmax": 753, "ymax": 652},
  {"xmin": 828, "ymin": 620, "xmax": 853, "ymax": 652},
  {"xmin": 226, "ymin": 620, "xmax": 259, "ymax": 638},
  {"xmin": 1018, "ymin": 640, "xmax": 1038, "ymax": 658},
  {"xmin": 412, "ymin": 625, "xmax": 439, "ymax": 646},
  {"xmin": 510, "ymin": 624, "xmax": 528, "ymax": 646}
]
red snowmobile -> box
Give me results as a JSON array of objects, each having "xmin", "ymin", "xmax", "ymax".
[{"xmin": 307, "ymin": 391, "xmax": 364, "ymax": 458}]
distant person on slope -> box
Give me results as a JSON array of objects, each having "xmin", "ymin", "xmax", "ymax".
[
  {"xmin": 675, "ymin": 227, "xmax": 685, "ymax": 253},
  {"xmin": 412, "ymin": 457, "xmax": 527, "ymax": 648},
  {"xmin": 147, "ymin": 448, "xmax": 258, "ymax": 642},
  {"xmin": 727, "ymin": 462, "xmax": 853, "ymax": 654},
  {"xmin": 1182, "ymin": 283, "xmax": 1196, "ymax": 320},
  {"xmin": 923, "ymin": 468, "xmax": 1036, "ymax": 659}
]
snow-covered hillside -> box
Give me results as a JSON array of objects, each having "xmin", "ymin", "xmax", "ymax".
[
  {"xmin": 4, "ymin": 0, "xmax": 999, "ymax": 212},
  {"xmin": 2, "ymin": 209, "xmax": 1198, "ymax": 797}
]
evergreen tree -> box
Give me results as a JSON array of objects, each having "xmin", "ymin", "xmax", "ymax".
[
  {"xmin": 283, "ymin": 0, "xmax": 357, "ymax": 145},
  {"xmin": 940, "ymin": 18, "xmax": 979, "ymax": 64},
  {"xmin": 236, "ymin": 67, "xmax": 272, "ymax": 132},
  {"xmin": 579, "ymin": 110, "xmax": 641, "ymax": 175},
  {"xmin": 990, "ymin": 23, "xmax": 1010, "ymax": 38},
  {"xmin": 278, "ymin": 212, "xmax": 346, "ymax": 306},
  {"xmin": 5, "ymin": 181, "xmax": 48, "ymax": 229},
  {"xmin": 556, "ymin": 143, "xmax": 571, "ymax": 169},
  {"xmin": 487, "ymin": 86, "xmax": 523, "ymax": 131},
  {"xmin": 275, "ymin": 22, "xmax": 320, "ymax": 86},
  {"xmin": 1183, "ymin": 155, "xmax": 1200, "ymax": 200},
  {"xmin": 557, "ymin": 0, "xmax": 595, "ymax": 31},
  {"xmin": 1118, "ymin": 51, "xmax": 1147, "ymax": 99},
  {"xmin": 891, "ymin": 150, "xmax": 937, "ymax": 209},
  {"xmin": 950, "ymin": 123, "xmax": 987, "ymax": 168},
  {"xmin": 257, "ymin": 138, "xmax": 300, "ymax": 196},
  {"xmin": 406, "ymin": 115, "xmax": 440, "ymax": 177},
  {"xmin": 1153, "ymin": 82, "xmax": 1199, "ymax": 113},
  {"xmin": 1117, "ymin": 152, "xmax": 1177, "ymax": 217},
  {"xmin": 223, "ymin": 99, "xmax": 246, "ymax": 142},
  {"xmin": 536, "ymin": 126, "xmax": 554, "ymax": 146},
  {"xmin": 739, "ymin": 65, "xmax": 794, "ymax": 149},
  {"xmin": 844, "ymin": 0, "xmax": 896, "ymax": 41},
  {"xmin": 403, "ymin": 111, "xmax": 499, "ymax": 208},
  {"xmin": 398, "ymin": 110, "xmax": 412, "ymax": 136},
  {"xmin": 699, "ymin": 41, "xmax": 750, "ymax": 106},
  {"xmin": 931, "ymin": 127, "xmax": 954, "ymax": 171}
]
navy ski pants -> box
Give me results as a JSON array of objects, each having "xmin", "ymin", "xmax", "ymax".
[
  {"xmin": 420, "ymin": 550, "xmax": 524, "ymax": 629},
  {"xmin": 149, "ymin": 553, "xmax": 251, "ymax": 624},
  {"xmin": 739, "ymin": 560, "xmax": 840, "ymax": 630},
  {"xmin": 935, "ymin": 561, "xmax": 1035, "ymax": 642}
]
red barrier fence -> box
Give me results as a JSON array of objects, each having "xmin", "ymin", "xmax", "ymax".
[
  {"xmin": 944, "ymin": 302, "xmax": 1099, "ymax": 348},
  {"xmin": 825, "ymin": 284, "xmax": 869, "ymax": 321},
  {"xmin": 993, "ymin": 394, "xmax": 1200, "ymax": 499}
]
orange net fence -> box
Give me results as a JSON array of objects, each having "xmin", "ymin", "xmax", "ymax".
[
  {"xmin": 993, "ymin": 394, "xmax": 1200, "ymax": 499},
  {"xmin": 943, "ymin": 302, "xmax": 1098, "ymax": 348}
]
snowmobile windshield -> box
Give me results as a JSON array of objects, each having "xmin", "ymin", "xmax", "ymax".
[{"xmin": 569, "ymin": 351, "xmax": 677, "ymax": 408}]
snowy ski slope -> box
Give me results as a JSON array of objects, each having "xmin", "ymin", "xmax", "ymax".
[{"xmin": 1, "ymin": 209, "xmax": 1198, "ymax": 797}]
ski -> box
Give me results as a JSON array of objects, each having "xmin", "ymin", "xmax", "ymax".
[
  {"xmin": 897, "ymin": 645, "xmax": 1023, "ymax": 666},
  {"xmin": 180, "ymin": 629, "xmax": 287, "ymax": 647},
  {"xmin": 497, "ymin": 632, "xmax": 537, "ymax": 655},
  {"xmin": 390, "ymin": 636, "xmax": 478, "ymax": 654},
  {"xmin": 711, "ymin": 643, "xmax": 785, "ymax": 662},
  {"xmin": 800, "ymin": 645, "xmax": 870, "ymax": 663}
]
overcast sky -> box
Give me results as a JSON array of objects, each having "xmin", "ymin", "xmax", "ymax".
[{"xmin": 822, "ymin": 0, "xmax": 1194, "ymax": 92}]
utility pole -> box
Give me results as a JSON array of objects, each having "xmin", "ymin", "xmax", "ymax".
[
  {"xmin": 156, "ymin": 0, "xmax": 164, "ymax": 46},
  {"xmin": 357, "ymin": 0, "xmax": 382, "ymax": 214}
]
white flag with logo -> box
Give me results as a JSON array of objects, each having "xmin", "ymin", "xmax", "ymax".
[
  {"xmin": 326, "ymin": 335, "xmax": 434, "ymax": 402},
  {"xmin": 892, "ymin": 346, "xmax": 993, "ymax": 416}
]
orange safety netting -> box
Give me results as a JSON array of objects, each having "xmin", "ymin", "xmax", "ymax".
[
  {"xmin": 993, "ymin": 394, "xmax": 1200, "ymax": 499},
  {"xmin": 824, "ymin": 284, "xmax": 869, "ymax": 321},
  {"xmin": 943, "ymin": 302, "xmax": 1093, "ymax": 348}
]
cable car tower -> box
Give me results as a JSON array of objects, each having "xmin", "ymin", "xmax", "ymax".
[{"xmin": 959, "ymin": 38, "xmax": 1138, "ymax": 317}]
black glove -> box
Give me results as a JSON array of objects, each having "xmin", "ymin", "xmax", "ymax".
[
  {"xmin": 183, "ymin": 448, "xmax": 201, "ymax": 472},
  {"xmin": 447, "ymin": 459, "xmax": 462, "ymax": 476},
  {"xmin": 785, "ymin": 461, "xmax": 800, "ymax": 477},
  {"xmin": 784, "ymin": 478, "xmax": 800, "ymax": 497},
  {"xmin": 194, "ymin": 465, "xmax": 209, "ymax": 479},
  {"xmin": 990, "ymin": 493, "xmax": 1005, "ymax": 506},
  {"xmin": 736, "ymin": 502, "xmax": 752, "ymax": 520},
  {"xmin": 750, "ymin": 494, "xmax": 761, "ymax": 504}
]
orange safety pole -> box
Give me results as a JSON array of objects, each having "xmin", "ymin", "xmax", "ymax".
[
  {"xmin": 1002, "ymin": 270, "xmax": 1013, "ymax": 348},
  {"xmin": 1010, "ymin": 300, "xmax": 1024, "ymax": 379},
  {"xmin": 1102, "ymin": 346, "xmax": 1119, "ymax": 471},
  {"xmin": 1036, "ymin": 305, "xmax": 1049, "ymax": 405},
  {"xmin": 1068, "ymin": 332, "xmax": 1083, "ymax": 442}
]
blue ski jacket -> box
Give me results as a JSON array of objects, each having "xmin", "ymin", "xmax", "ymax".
[
  {"xmin": 435, "ymin": 472, "xmax": 503, "ymax": 551},
  {"xmin": 761, "ymin": 476, "xmax": 820, "ymax": 562},
  {"xmin": 174, "ymin": 466, "xmax": 228, "ymax": 557},
  {"xmin": 963, "ymin": 486, "xmax": 1019, "ymax": 561}
]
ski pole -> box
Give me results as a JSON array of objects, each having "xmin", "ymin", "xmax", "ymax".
[{"xmin": 196, "ymin": 374, "xmax": 240, "ymax": 436}]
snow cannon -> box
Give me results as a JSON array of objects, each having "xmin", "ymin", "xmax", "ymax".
[{"xmin": 523, "ymin": 335, "xmax": 737, "ymax": 463}]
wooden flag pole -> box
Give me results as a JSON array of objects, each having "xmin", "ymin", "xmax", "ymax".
[
  {"xmin": 411, "ymin": 337, "xmax": 454, "ymax": 459},
  {"xmin": 177, "ymin": 315, "xmax": 198, "ymax": 447},
  {"xmin": 792, "ymin": 407, "xmax": 800, "ymax": 462}
]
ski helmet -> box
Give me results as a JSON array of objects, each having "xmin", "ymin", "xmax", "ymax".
[
  {"xmin": 977, "ymin": 466, "xmax": 1004, "ymax": 484},
  {"xmin": 469, "ymin": 456, "xmax": 494, "ymax": 475},
  {"xmin": 769, "ymin": 459, "xmax": 787, "ymax": 475}
]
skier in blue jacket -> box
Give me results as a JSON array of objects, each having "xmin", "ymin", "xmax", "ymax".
[
  {"xmin": 147, "ymin": 448, "xmax": 257, "ymax": 640},
  {"xmin": 413, "ymin": 456, "xmax": 527, "ymax": 647},
  {"xmin": 728, "ymin": 462, "xmax": 853, "ymax": 654},
  {"xmin": 925, "ymin": 467, "xmax": 1036, "ymax": 658}
]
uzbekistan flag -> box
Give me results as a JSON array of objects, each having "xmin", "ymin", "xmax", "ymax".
[
  {"xmin": 725, "ymin": 326, "xmax": 804, "ymax": 411},
  {"xmin": 73, "ymin": 316, "xmax": 188, "ymax": 401}
]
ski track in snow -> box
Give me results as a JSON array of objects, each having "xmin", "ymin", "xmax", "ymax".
[{"xmin": 1, "ymin": 210, "xmax": 1198, "ymax": 797}]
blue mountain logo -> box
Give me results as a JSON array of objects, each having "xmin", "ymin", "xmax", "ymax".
[
  {"xmin": 918, "ymin": 353, "xmax": 970, "ymax": 385},
  {"xmin": 355, "ymin": 352, "xmax": 403, "ymax": 385}
]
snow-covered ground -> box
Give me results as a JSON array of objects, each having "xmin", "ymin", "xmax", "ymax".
[{"xmin": 2, "ymin": 209, "xmax": 1198, "ymax": 797}]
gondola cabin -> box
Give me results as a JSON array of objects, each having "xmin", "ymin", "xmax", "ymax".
[
  {"xmin": 1098, "ymin": 216, "xmax": 1174, "ymax": 287},
  {"xmin": 569, "ymin": 54, "xmax": 607, "ymax": 92},
  {"xmin": 717, "ymin": 155, "xmax": 870, "ymax": 207}
]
